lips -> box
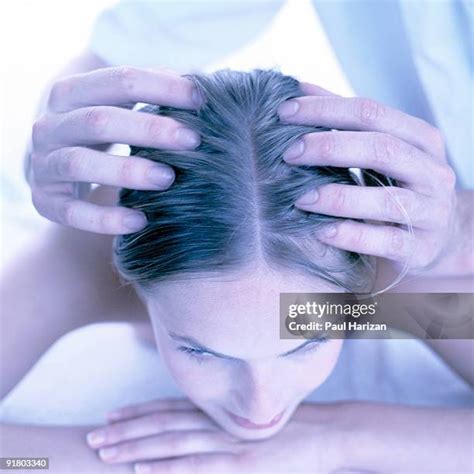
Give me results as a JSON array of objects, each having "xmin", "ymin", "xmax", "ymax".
[{"xmin": 225, "ymin": 408, "xmax": 285, "ymax": 429}]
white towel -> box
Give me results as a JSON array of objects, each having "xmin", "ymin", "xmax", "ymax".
[{"xmin": 0, "ymin": 323, "xmax": 471, "ymax": 426}]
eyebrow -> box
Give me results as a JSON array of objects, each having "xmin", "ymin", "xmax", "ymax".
[{"xmin": 168, "ymin": 332, "xmax": 326, "ymax": 361}]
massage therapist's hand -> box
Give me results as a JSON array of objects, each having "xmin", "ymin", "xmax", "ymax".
[
  {"xmin": 29, "ymin": 67, "xmax": 201, "ymax": 234},
  {"xmin": 85, "ymin": 398, "xmax": 345, "ymax": 473},
  {"xmin": 278, "ymin": 83, "xmax": 458, "ymax": 276}
]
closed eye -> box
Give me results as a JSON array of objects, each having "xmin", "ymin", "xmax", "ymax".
[
  {"xmin": 177, "ymin": 336, "xmax": 328, "ymax": 362},
  {"xmin": 177, "ymin": 345, "xmax": 214, "ymax": 363},
  {"xmin": 295, "ymin": 337, "xmax": 328, "ymax": 355}
]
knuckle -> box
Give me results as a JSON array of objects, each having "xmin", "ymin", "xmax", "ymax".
[
  {"xmin": 163, "ymin": 75, "xmax": 180, "ymax": 98},
  {"xmin": 30, "ymin": 189, "xmax": 45, "ymax": 215},
  {"xmin": 372, "ymin": 133, "xmax": 399, "ymax": 166},
  {"xmin": 437, "ymin": 164, "xmax": 456, "ymax": 189},
  {"xmin": 384, "ymin": 189, "xmax": 410, "ymax": 223},
  {"xmin": 356, "ymin": 98, "xmax": 386, "ymax": 125},
  {"xmin": 316, "ymin": 132, "xmax": 336, "ymax": 160},
  {"xmin": 349, "ymin": 226, "xmax": 366, "ymax": 250},
  {"xmin": 418, "ymin": 250, "xmax": 434, "ymax": 268},
  {"xmin": 426, "ymin": 126, "xmax": 445, "ymax": 156},
  {"xmin": 50, "ymin": 147, "xmax": 83, "ymax": 179},
  {"xmin": 145, "ymin": 117, "xmax": 163, "ymax": 142},
  {"xmin": 31, "ymin": 116, "xmax": 49, "ymax": 147},
  {"xmin": 330, "ymin": 185, "xmax": 347, "ymax": 213},
  {"xmin": 387, "ymin": 227, "xmax": 406, "ymax": 260},
  {"xmin": 118, "ymin": 158, "xmax": 137, "ymax": 184},
  {"xmin": 59, "ymin": 199, "xmax": 76, "ymax": 225},
  {"xmin": 111, "ymin": 66, "xmax": 139, "ymax": 97},
  {"xmin": 48, "ymin": 78, "xmax": 73, "ymax": 110},
  {"xmin": 437, "ymin": 201, "xmax": 452, "ymax": 225},
  {"xmin": 82, "ymin": 107, "xmax": 109, "ymax": 132},
  {"xmin": 30, "ymin": 151, "xmax": 43, "ymax": 173}
]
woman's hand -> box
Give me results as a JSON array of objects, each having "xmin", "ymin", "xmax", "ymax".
[
  {"xmin": 278, "ymin": 82, "xmax": 458, "ymax": 276},
  {"xmin": 85, "ymin": 399, "xmax": 345, "ymax": 473},
  {"xmin": 29, "ymin": 66, "xmax": 201, "ymax": 234}
]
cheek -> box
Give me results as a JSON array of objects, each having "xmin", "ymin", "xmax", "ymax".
[
  {"xmin": 287, "ymin": 340, "xmax": 343, "ymax": 394},
  {"xmin": 157, "ymin": 344, "xmax": 229, "ymax": 402}
]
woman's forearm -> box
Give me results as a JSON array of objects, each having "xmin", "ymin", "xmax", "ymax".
[
  {"xmin": 0, "ymin": 423, "xmax": 133, "ymax": 473},
  {"xmin": 340, "ymin": 402, "xmax": 474, "ymax": 472}
]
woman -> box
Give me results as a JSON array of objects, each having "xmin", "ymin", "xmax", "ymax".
[{"xmin": 1, "ymin": 70, "xmax": 472, "ymax": 474}]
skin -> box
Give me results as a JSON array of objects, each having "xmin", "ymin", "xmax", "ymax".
[
  {"xmin": 1, "ymin": 214, "xmax": 472, "ymax": 472},
  {"xmin": 280, "ymin": 82, "xmax": 466, "ymax": 278},
  {"xmin": 82, "ymin": 266, "xmax": 473, "ymax": 473},
  {"xmin": 28, "ymin": 55, "xmax": 201, "ymax": 234},
  {"xmin": 27, "ymin": 57, "xmax": 473, "ymax": 278},
  {"xmin": 140, "ymin": 266, "xmax": 344, "ymax": 442},
  {"xmin": 9, "ymin": 51, "xmax": 473, "ymax": 471}
]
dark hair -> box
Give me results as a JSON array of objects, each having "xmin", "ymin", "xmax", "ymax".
[{"xmin": 113, "ymin": 69, "xmax": 378, "ymax": 294}]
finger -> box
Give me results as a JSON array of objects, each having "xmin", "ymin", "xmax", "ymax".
[
  {"xmin": 299, "ymin": 81, "xmax": 340, "ymax": 97},
  {"xmin": 282, "ymin": 131, "xmax": 446, "ymax": 193},
  {"xmin": 36, "ymin": 147, "xmax": 175, "ymax": 190},
  {"xmin": 33, "ymin": 107, "xmax": 200, "ymax": 153},
  {"xmin": 134, "ymin": 452, "xmax": 237, "ymax": 474},
  {"xmin": 294, "ymin": 184, "xmax": 436, "ymax": 229},
  {"xmin": 32, "ymin": 189, "xmax": 147, "ymax": 234},
  {"xmin": 87, "ymin": 411, "xmax": 217, "ymax": 449},
  {"xmin": 107, "ymin": 399, "xmax": 197, "ymax": 422},
  {"xmin": 316, "ymin": 220, "xmax": 414, "ymax": 263},
  {"xmin": 278, "ymin": 96, "xmax": 444, "ymax": 157},
  {"xmin": 97, "ymin": 430, "xmax": 236, "ymax": 464},
  {"xmin": 48, "ymin": 66, "xmax": 202, "ymax": 113}
]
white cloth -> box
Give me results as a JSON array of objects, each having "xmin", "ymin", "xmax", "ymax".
[{"xmin": 0, "ymin": 323, "xmax": 471, "ymax": 426}]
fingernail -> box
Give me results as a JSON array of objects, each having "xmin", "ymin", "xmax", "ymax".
[
  {"xmin": 175, "ymin": 128, "xmax": 200, "ymax": 148},
  {"xmin": 135, "ymin": 463, "xmax": 152, "ymax": 474},
  {"xmin": 123, "ymin": 212, "xmax": 147, "ymax": 231},
  {"xmin": 87, "ymin": 430, "xmax": 106, "ymax": 447},
  {"xmin": 147, "ymin": 166, "xmax": 174, "ymax": 188},
  {"xmin": 278, "ymin": 100, "xmax": 300, "ymax": 119},
  {"xmin": 99, "ymin": 446, "xmax": 119, "ymax": 461},
  {"xmin": 295, "ymin": 189, "xmax": 319, "ymax": 206},
  {"xmin": 320, "ymin": 224, "xmax": 338, "ymax": 238},
  {"xmin": 191, "ymin": 87, "xmax": 203, "ymax": 107},
  {"xmin": 283, "ymin": 139, "xmax": 305, "ymax": 162}
]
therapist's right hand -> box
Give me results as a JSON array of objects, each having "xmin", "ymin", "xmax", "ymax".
[{"xmin": 29, "ymin": 66, "xmax": 202, "ymax": 234}]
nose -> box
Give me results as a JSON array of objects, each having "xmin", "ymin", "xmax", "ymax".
[{"xmin": 232, "ymin": 361, "xmax": 285, "ymax": 423}]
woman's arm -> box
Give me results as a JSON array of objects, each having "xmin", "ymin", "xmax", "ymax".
[
  {"xmin": 0, "ymin": 186, "xmax": 147, "ymax": 400},
  {"xmin": 72, "ymin": 399, "xmax": 474, "ymax": 473},
  {"xmin": 0, "ymin": 423, "xmax": 134, "ymax": 473},
  {"xmin": 374, "ymin": 258, "xmax": 474, "ymax": 388},
  {"xmin": 337, "ymin": 402, "xmax": 474, "ymax": 473}
]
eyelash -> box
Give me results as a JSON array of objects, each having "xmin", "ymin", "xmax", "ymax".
[
  {"xmin": 177, "ymin": 336, "xmax": 328, "ymax": 363},
  {"xmin": 177, "ymin": 346, "xmax": 214, "ymax": 364},
  {"xmin": 295, "ymin": 336, "xmax": 328, "ymax": 356}
]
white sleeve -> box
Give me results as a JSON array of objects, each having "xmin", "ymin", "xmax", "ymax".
[{"xmin": 88, "ymin": 0, "xmax": 284, "ymax": 71}]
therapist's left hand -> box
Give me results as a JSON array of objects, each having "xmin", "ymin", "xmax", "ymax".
[{"xmin": 278, "ymin": 83, "xmax": 457, "ymax": 276}]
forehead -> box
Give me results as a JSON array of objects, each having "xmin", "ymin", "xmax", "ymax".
[{"xmin": 144, "ymin": 266, "xmax": 339, "ymax": 359}]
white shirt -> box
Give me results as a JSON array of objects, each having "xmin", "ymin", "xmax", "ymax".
[{"xmin": 88, "ymin": 0, "xmax": 473, "ymax": 188}]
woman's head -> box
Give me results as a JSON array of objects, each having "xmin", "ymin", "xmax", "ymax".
[{"xmin": 113, "ymin": 69, "xmax": 375, "ymax": 439}]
